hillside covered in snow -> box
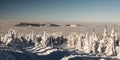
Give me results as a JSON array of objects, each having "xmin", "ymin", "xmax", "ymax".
[{"xmin": 0, "ymin": 25, "xmax": 120, "ymax": 60}]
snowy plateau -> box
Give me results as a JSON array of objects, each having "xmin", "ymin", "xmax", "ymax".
[{"xmin": 0, "ymin": 22, "xmax": 120, "ymax": 60}]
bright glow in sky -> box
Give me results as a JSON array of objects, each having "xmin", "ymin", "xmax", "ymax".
[{"xmin": 0, "ymin": 0, "xmax": 120, "ymax": 22}]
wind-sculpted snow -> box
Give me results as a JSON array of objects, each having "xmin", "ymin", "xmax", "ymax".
[
  {"xmin": 61, "ymin": 55, "xmax": 77, "ymax": 60},
  {"xmin": 61, "ymin": 54, "xmax": 120, "ymax": 60},
  {"xmin": 0, "ymin": 26, "xmax": 120, "ymax": 60},
  {"xmin": 0, "ymin": 46, "xmax": 23, "ymax": 53},
  {"xmin": 26, "ymin": 46, "xmax": 58, "ymax": 56}
]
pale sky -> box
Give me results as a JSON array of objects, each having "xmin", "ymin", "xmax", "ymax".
[{"xmin": 0, "ymin": 0, "xmax": 120, "ymax": 22}]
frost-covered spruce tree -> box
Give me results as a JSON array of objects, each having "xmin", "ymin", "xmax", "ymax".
[
  {"xmin": 83, "ymin": 32, "xmax": 91, "ymax": 53},
  {"xmin": 97, "ymin": 26, "xmax": 108, "ymax": 54},
  {"xmin": 67, "ymin": 32, "xmax": 76, "ymax": 50},
  {"xmin": 4, "ymin": 29, "xmax": 16, "ymax": 46},
  {"xmin": 75, "ymin": 33, "xmax": 83, "ymax": 52},
  {"xmin": 41, "ymin": 31, "xmax": 48, "ymax": 48},
  {"xmin": 89, "ymin": 30, "xmax": 98, "ymax": 54},
  {"xmin": 105, "ymin": 27, "xmax": 117, "ymax": 56}
]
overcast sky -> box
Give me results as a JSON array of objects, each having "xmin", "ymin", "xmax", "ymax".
[{"xmin": 0, "ymin": 0, "xmax": 120, "ymax": 22}]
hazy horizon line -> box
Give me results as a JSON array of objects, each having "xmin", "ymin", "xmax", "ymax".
[{"xmin": 0, "ymin": 18, "xmax": 120, "ymax": 23}]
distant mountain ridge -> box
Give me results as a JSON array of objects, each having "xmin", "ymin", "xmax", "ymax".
[{"xmin": 15, "ymin": 22, "xmax": 60, "ymax": 27}]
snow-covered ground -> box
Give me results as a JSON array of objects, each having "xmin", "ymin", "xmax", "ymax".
[
  {"xmin": 0, "ymin": 21, "xmax": 120, "ymax": 60},
  {"xmin": 26, "ymin": 46, "xmax": 58, "ymax": 56}
]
